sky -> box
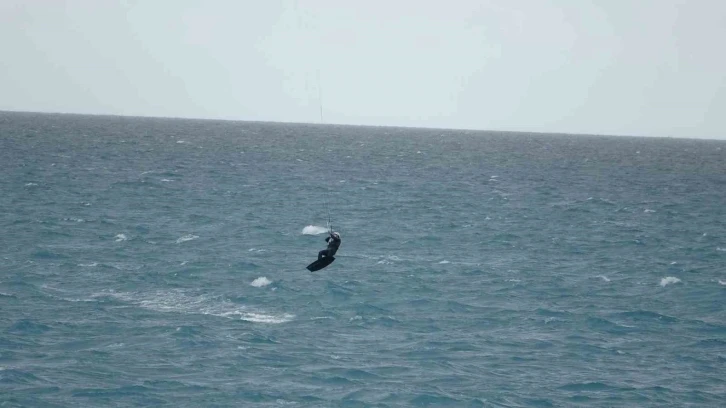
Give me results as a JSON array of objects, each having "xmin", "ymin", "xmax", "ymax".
[{"xmin": 1, "ymin": 0, "xmax": 725, "ymax": 139}]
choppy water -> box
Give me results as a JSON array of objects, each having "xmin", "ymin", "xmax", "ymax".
[{"xmin": 1, "ymin": 111, "xmax": 725, "ymax": 407}]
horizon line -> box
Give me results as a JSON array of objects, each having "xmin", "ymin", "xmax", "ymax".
[{"xmin": 1, "ymin": 108, "xmax": 723, "ymax": 142}]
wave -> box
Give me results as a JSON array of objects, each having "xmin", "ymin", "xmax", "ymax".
[
  {"xmin": 175, "ymin": 234, "xmax": 199, "ymax": 244},
  {"xmin": 105, "ymin": 290, "xmax": 292, "ymax": 324},
  {"xmin": 614, "ymin": 310, "xmax": 678, "ymax": 323},
  {"xmin": 72, "ymin": 385, "xmax": 151, "ymax": 398},
  {"xmin": 31, "ymin": 250, "xmax": 67, "ymax": 259},
  {"xmin": 250, "ymin": 277, "xmax": 272, "ymax": 287},
  {"xmin": 409, "ymin": 394, "xmax": 462, "ymax": 406},
  {"xmin": 559, "ymin": 382, "xmax": 628, "ymax": 392},
  {"xmin": 302, "ymin": 225, "xmax": 328, "ymax": 235},
  {"xmin": 586, "ymin": 316, "xmax": 636, "ymax": 333},
  {"xmin": 660, "ymin": 276, "xmax": 681, "ymax": 287},
  {"xmin": 694, "ymin": 338, "xmax": 726, "ymax": 348},
  {"xmin": 114, "ymin": 234, "xmax": 128, "ymax": 242},
  {"xmin": 8, "ymin": 319, "xmax": 51, "ymax": 334},
  {"xmin": 0, "ymin": 368, "xmax": 43, "ymax": 385}
]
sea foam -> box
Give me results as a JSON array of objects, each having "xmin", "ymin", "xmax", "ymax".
[{"xmin": 660, "ymin": 277, "xmax": 681, "ymax": 287}]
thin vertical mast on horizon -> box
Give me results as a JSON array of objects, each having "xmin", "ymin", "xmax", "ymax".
[{"xmin": 317, "ymin": 70, "xmax": 324, "ymax": 124}]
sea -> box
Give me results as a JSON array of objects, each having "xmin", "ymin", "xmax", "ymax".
[{"xmin": 1, "ymin": 111, "xmax": 725, "ymax": 407}]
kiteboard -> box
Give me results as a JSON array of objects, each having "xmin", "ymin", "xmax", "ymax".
[{"xmin": 306, "ymin": 256, "xmax": 335, "ymax": 272}]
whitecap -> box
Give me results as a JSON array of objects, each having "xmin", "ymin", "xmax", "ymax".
[
  {"xmin": 718, "ymin": 280, "xmax": 726, "ymax": 286},
  {"xmin": 160, "ymin": 178, "xmax": 173, "ymax": 182},
  {"xmin": 115, "ymin": 234, "xmax": 128, "ymax": 242},
  {"xmin": 217, "ymin": 308, "xmax": 293, "ymax": 323},
  {"xmin": 644, "ymin": 209, "xmax": 656, "ymax": 213},
  {"xmin": 235, "ymin": 312, "xmax": 293, "ymax": 324},
  {"xmin": 597, "ymin": 275, "xmax": 611, "ymax": 282},
  {"xmin": 717, "ymin": 247, "xmax": 726, "ymax": 252},
  {"xmin": 25, "ymin": 182, "xmax": 38, "ymax": 187},
  {"xmin": 105, "ymin": 343, "xmax": 125, "ymax": 349},
  {"xmin": 250, "ymin": 277, "xmax": 272, "ymax": 287},
  {"xmin": 78, "ymin": 262, "xmax": 98, "ymax": 267},
  {"xmin": 660, "ymin": 277, "xmax": 681, "ymax": 287},
  {"xmin": 105, "ymin": 289, "xmax": 293, "ymax": 324},
  {"xmin": 176, "ymin": 234, "xmax": 199, "ymax": 244},
  {"xmin": 439, "ymin": 260, "xmax": 450, "ymax": 264},
  {"xmin": 302, "ymin": 225, "xmax": 328, "ymax": 235}
]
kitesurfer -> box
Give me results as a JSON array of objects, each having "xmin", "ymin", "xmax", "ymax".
[{"xmin": 318, "ymin": 231, "xmax": 341, "ymax": 260}]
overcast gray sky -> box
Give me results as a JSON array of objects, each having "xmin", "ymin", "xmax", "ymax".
[{"xmin": 1, "ymin": 0, "xmax": 725, "ymax": 139}]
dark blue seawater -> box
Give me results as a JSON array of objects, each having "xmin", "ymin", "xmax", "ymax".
[{"xmin": 1, "ymin": 111, "xmax": 725, "ymax": 407}]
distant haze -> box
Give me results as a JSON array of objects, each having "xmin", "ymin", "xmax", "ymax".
[{"xmin": 1, "ymin": 0, "xmax": 725, "ymax": 139}]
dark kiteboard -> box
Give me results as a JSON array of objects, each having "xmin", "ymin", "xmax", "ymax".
[{"xmin": 306, "ymin": 256, "xmax": 335, "ymax": 272}]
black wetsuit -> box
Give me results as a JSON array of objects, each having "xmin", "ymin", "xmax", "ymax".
[{"xmin": 318, "ymin": 233, "xmax": 341, "ymax": 260}]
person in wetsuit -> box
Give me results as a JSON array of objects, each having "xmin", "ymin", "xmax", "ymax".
[{"xmin": 318, "ymin": 231, "xmax": 341, "ymax": 260}]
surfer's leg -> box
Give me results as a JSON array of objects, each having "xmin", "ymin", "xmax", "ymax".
[{"xmin": 318, "ymin": 249, "xmax": 327, "ymax": 260}]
